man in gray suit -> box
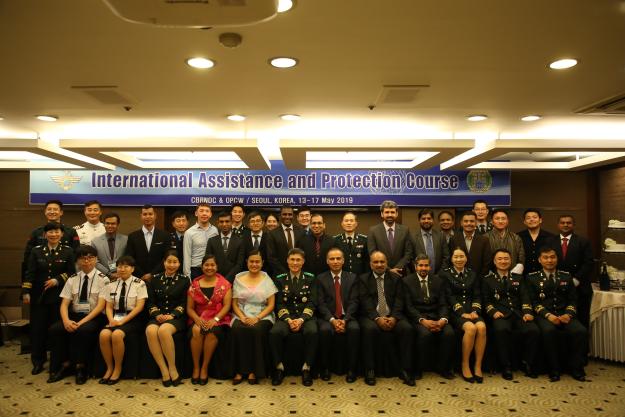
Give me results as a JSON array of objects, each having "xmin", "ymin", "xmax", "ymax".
[
  {"xmin": 91, "ymin": 212, "xmax": 127, "ymax": 280},
  {"xmin": 367, "ymin": 200, "xmax": 412, "ymax": 276},
  {"xmin": 411, "ymin": 208, "xmax": 449, "ymax": 274}
]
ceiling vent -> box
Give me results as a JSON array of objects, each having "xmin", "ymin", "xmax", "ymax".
[
  {"xmin": 374, "ymin": 84, "xmax": 430, "ymax": 107},
  {"xmin": 71, "ymin": 85, "xmax": 135, "ymax": 105},
  {"xmin": 575, "ymin": 92, "xmax": 625, "ymax": 116},
  {"xmin": 102, "ymin": 0, "xmax": 278, "ymax": 28}
]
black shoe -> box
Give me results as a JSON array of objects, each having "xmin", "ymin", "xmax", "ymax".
[
  {"xmin": 320, "ymin": 368, "xmax": 331, "ymax": 381},
  {"xmin": 75, "ymin": 368, "xmax": 87, "ymax": 385},
  {"xmin": 191, "ymin": 378, "xmax": 199, "ymax": 385},
  {"xmin": 502, "ymin": 369, "xmax": 513, "ymax": 381},
  {"xmin": 524, "ymin": 367, "xmax": 538, "ymax": 379},
  {"xmin": 248, "ymin": 377, "xmax": 258, "ymax": 385},
  {"xmin": 47, "ymin": 367, "xmax": 70, "ymax": 383},
  {"xmin": 31, "ymin": 363, "xmax": 44, "ymax": 375},
  {"xmin": 549, "ymin": 372, "xmax": 560, "ymax": 382},
  {"xmin": 462, "ymin": 373, "xmax": 475, "ymax": 383},
  {"xmin": 345, "ymin": 371, "xmax": 357, "ymax": 383},
  {"xmin": 571, "ymin": 371, "xmax": 586, "ymax": 382},
  {"xmin": 98, "ymin": 378, "xmax": 109, "ymax": 384},
  {"xmin": 438, "ymin": 370, "xmax": 454, "ymax": 380},
  {"xmin": 232, "ymin": 377, "xmax": 243, "ymax": 385},
  {"xmin": 399, "ymin": 370, "xmax": 415, "ymax": 386},
  {"xmin": 364, "ymin": 370, "xmax": 376, "ymax": 386},
  {"xmin": 474, "ymin": 374, "xmax": 484, "ymax": 384},
  {"xmin": 162, "ymin": 379, "xmax": 172, "ymax": 387},
  {"xmin": 199, "ymin": 378, "xmax": 208, "ymax": 386},
  {"xmin": 271, "ymin": 369, "xmax": 284, "ymax": 386},
  {"xmin": 414, "ymin": 371, "xmax": 423, "ymax": 381},
  {"xmin": 302, "ymin": 370, "xmax": 313, "ymax": 386},
  {"xmin": 172, "ymin": 376, "xmax": 183, "ymax": 387},
  {"xmin": 107, "ymin": 378, "xmax": 120, "ymax": 385}
]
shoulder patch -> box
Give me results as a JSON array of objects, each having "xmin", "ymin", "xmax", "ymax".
[
  {"xmin": 303, "ymin": 272, "xmax": 315, "ymax": 277},
  {"xmin": 133, "ymin": 277, "xmax": 143, "ymax": 284},
  {"xmin": 275, "ymin": 273, "xmax": 288, "ymax": 279},
  {"xmin": 558, "ymin": 270, "xmax": 571, "ymax": 277},
  {"xmin": 357, "ymin": 233, "xmax": 367, "ymax": 238},
  {"xmin": 73, "ymin": 224, "xmax": 84, "ymax": 230}
]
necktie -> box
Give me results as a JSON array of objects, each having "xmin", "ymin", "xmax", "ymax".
[
  {"xmin": 479, "ymin": 224, "xmax": 486, "ymax": 234},
  {"xmin": 561, "ymin": 237, "xmax": 568, "ymax": 259},
  {"xmin": 314, "ymin": 236, "xmax": 321, "ymax": 257},
  {"xmin": 79, "ymin": 274, "xmax": 89, "ymax": 302},
  {"xmin": 222, "ymin": 235, "xmax": 229, "ymax": 252},
  {"xmin": 424, "ymin": 232, "xmax": 435, "ymax": 268},
  {"xmin": 334, "ymin": 275, "xmax": 342, "ymax": 318},
  {"xmin": 549, "ymin": 273, "xmax": 555, "ymax": 283},
  {"xmin": 253, "ymin": 234, "xmax": 260, "ymax": 250},
  {"xmin": 376, "ymin": 275, "xmax": 389, "ymax": 317},
  {"xmin": 108, "ymin": 237, "xmax": 115, "ymax": 259},
  {"xmin": 292, "ymin": 274, "xmax": 298, "ymax": 286},
  {"xmin": 285, "ymin": 227, "xmax": 294, "ymax": 249},
  {"xmin": 387, "ymin": 228, "xmax": 395, "ymax": 253},
  {"xmin": 119, "ymin": 281, "xmax": 127, "ymax": 312},
  {"xmin": 420, "ymin": 279, "xmax": 429, "ymax": 299},
  {"xmin": 347, "ymin": 236, "xmax": 353, "ymax": 248}
]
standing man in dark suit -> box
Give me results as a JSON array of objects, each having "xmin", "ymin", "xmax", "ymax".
[
  {"xmin": 205, "ymin": 211, "xmax": 245, "ymax": 282},
  {"xmin": 411, "ymin": 208, "xmax": 450, "ymax": 274},
  {"xmin": 403, "ymin": 254, "xmax": 454, "ymax": 380},
  {"xmin": 517, "ymin": 208, "xmax": 556, "ymax": 275},
  {"xmin": 267, "ymin": 205, "xmax": 305, "ymax": 275},
  {"xmin": 315, "ymin": 248, "xmax": 360, "ymax": 383},
  {"xmin": 231, "ymin": 203, "xmax": 248, "ymax": 237},
  {"xmin": 359, "ymin": 251, "xmax": 414, "ymax": 386},
  {"xmin": 91, "ymin": 212, "xmax": 127, "ymax": 280},
  {"xmin": 296, "ymin": 205, "xmax": 312, "ymax": 235},
  {"xmin": 298, "ymin": 213, "xmax": 334, "ymax": 276},
  {"xmin": 241, "ymin": 211, "xmax": 270, "ymax": 273},
  {"xmin": 367, "ymin": 200, "xmax": 413, "ymax": 276},
  {"xmin": 473, "ymin": 200, "xmax": 493, "ymax": 235},
  {"xmin": 438, "ymin": 210, "xmax": 456, "ymax": 245},
  {"xmin": 450, "ymin": 211, "xmax": 491, "ymax": 276},
  {"xmin": 124, "ymin": 205, "xmax": 171, "ymax": 281},
  {"xmin": 169, "ymin": 211, "xmax": 189, "ymax": 272},
  {"xmin": 333, "ymin": 211, "xmax": 369, "ymax": 275},
  {"xmin": 551, "ymin": 215, "xmax": 594, "ymax": 328}
]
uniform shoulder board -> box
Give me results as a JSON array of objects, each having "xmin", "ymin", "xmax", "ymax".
[
  {"xmin": 133, "ymin": 277, "xmax": 143, "ymax": 283},
  {"xmin": 73, "ymin": 224, "xmax": 84, "ymax": 230},
  {"xmin": 60, "ymin": 244, "xmax": 72, "ymax": 249},
  {"xmin": 275, "ymin": 273, "xmax": 288, "ymax": 279},
  {"xmin": 333, "ymin": 234, "xmax": 341, "ymax": 239},
  {"xmin": 96, "ymin": 272, "xmax": 107, "ymax": 278},
  {"xmin": 303, "ymin": 272, "xmax": 315, "ymax": 277},
  {"xmin": 558, "ymin": 270, "xmax": 571, "ymax": 277},
  {"xmin": 34, "ymin": 244, "xmax": 44, "ymax": 249},
  {"xmin": 357, "ymin": 233, "xmax": 367, "ymax": 238},
  {"xmin": 68, "ymin": 272, "xmax": 80, "ymax": 279},
  {"xmin": 527, "ymin": 271, "xmax": 541, "ymax": 277}
]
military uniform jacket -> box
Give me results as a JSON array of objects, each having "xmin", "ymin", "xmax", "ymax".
[
  {"xmin": 402, "ymin": 273, "xmax": 449, "ymax": 325},
  {"xmin": 147, "ymin": 272, "xmax": 190, "ymax": 319},
  {"xmin": 439, "ymin": 267, "xmax": 482, "ymax": 316},
  {"xmin": 231, "ymin": 224, "xmax": 249, "ymax": 237},
  {"xmin": 74, "ymin": 221, "xmax": 105, "ymax": 246},
  {"xmin": 527, "ymin": 270, "xmax": 577, "ymax": 319},
  {"xmin": 22, "ymin": 224, "xmax": 79, "ymax": 280},
  {"xmin": 333, "ymin": 233, "xmax": 369, "ymax": 275},
  {"xmin": 274, "ymin": 271, "xmax": 316, "ymax": 322},
  {"xmin": 169, "ymin": 232, "xmax": 184, "ymax": 270},
  {"xmin": 482, "ymin": 271, "xmax": 532, "ymax": 319},
  {"xmin": 23, "ymin": 244, "xmax": 76, "ymax": 304}
]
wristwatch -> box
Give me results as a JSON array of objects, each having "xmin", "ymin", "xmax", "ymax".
[{"xmin": 214, "ymin": 316, "xmax": 220, "ymax": 322}]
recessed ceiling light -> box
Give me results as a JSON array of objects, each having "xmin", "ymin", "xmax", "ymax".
[
  {"xmin": 277, "ymin": 0, "xmax": 294, "ymax": 13},
  {"xmin": 549, "ymin": 58, "xmax": 577, "ymax": 70},
  {"xmin": 227, "ymin": 114, "xmax": 246, "ymax": 122},
  {"xmin": 269, "ymin": 57, "xmax": 298, "ymax": 68},
  {"xmin": 466, "ymin": 114, "xmax": 488, "ymax": 122},
  {"xmin": 521, "ymin": 115, "xmax": 542, "ymax": 122},
  {"xmin": 0, "ymin": 116, "xmax": 4, "ymax": 121},
  {"xmin": 280, "ymin": 114, "xmax": 301, "ymax": 121},
  {"xmin": 186, "ymin": 57, "xmax": 216, "ymax": 69},
  {"xmin": 36, "ymin": 115, "xmax": 58, "ymax": 122}
]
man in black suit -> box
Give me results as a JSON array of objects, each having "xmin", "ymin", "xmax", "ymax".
[
  {"xmin": 449, "ymin": 211, "xmax": 491, "ymax": 276},
  {"xmin": 205, "ymin": 211, "xmax": 244, "ymax": 282},
  {"xmin": 241, "ymin": 211, "xmax": 270, "ymax": 272},
  {"xmin": 124, "ymin": 205, "xmax": 171, "ymax": 281},
  {"xmin": 267, "ymin": 205, "xmax": 305, "ymax": 275},
  {"xmin": 411, "ymin": 208, "xmax": 450, "ymax": 274},
  {"xmin": 367, "ymin": 200, "xmax": 413, "ymax": 276},
  {"xmin": 315, "ymin": 248, "xmax": 360, "ymax": 383},
  {"xmin": 517, "ymin": 208, "xmax": 556, "ymax": 275},
  {"xmin": 359, "ymin": 251, "xmax": 414, "ymax": 386},
  {"xmin": 552, "ymin": 215, "xmax": 594, "ymax": 328},
  {"xmin": 403, "ymin": 254, "xmax": 454, "ymax": 380},
  {"xmin": 298, "ymin": 213, "xmax": 334, "ymax": 276}
]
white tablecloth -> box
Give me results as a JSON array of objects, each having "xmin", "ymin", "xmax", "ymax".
[{"xmin": 590, "ymin": 289, "xmax": 625, "ymax": 362}]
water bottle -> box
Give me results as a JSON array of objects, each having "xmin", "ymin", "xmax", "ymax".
[{"xmin": 599, "ymin": 262, "xmax": 611, "ymax": 291}]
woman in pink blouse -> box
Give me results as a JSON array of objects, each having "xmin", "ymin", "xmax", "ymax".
[{"xmin": 187, "ymin": 254, "xmax": 232, "ymax": 385}]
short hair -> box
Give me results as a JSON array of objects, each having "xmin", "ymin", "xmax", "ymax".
[
  {"xmin": 231, "ymin": 203, "xmax": 245, "ymax": 212},
  {"xmin": 170, "ymin": 210, "xmax": 189, "ymax": 222},
  {"xmin": 450, "ymin": 246, "xmax": 469, "ymax": 258},
  {"xmin": 280, "ymin": 205, "xmax": 293, "ymax": 213},
  {"xmin": 201, "ymin": 254, "xmax": 218, "ymax": 265},
  {"xmin": 460, "ymin": 211, "xmax": 477, "ymax": 220},
  {"xmin": 45, "ymin": 200, "xmax": 63, "ymax": 210},
  {"xmin": 492, "ymin": 248, "xmax": 511, "ymax": 260},
  {"xmin": 538, "ymin": 245, "xmax": 557, "ymax": 257},
  {"xmin": 418, "ymin": 208, "xmax": 435, "ymax": 219},
  {"xmin": 414, "ymin": 253, "xmax": 430, "ymax": 263},
  {"xmin": 162, "ymin": 249, "xmax": 180, "ymax": 263},
  {"xmin": 523, "ymin": 208, "xmax": 542, "ymax": 219},
  {"xmin": 297, "ymin": 205, "xmax": 311, "ymax": 214},
  {"xmin": 370, "ymin": 250, "xmax": 387, "ymax": 260},
  {"xmin": 84, "ymin": 200, "xmax": 102, "ymax": 209},
  {"xmin": 142, "ymin": 204, "xmax": 154, "ymax": 210},
  {"xmin": 196, "ymin": 203, "xmax": 211, "ymax": 210},
  {"xmin": 75, "ymin": 244, "xmax": 98, "ymax": 258},
  {"xmin": 438, "ymin": 210, "xmax": 454, "ymax": 220},
  {"xmin": 44, "ymin": 222, "xmax": 62, "ymax": 232},
  {"xmin": 116, "ymin": 255, "xmax": 135, "ymax": 267},
  {"xmin": 491, "ymin": 208, "xmax": 509, "ymax": 218},
  {"xmin": 326, "ymin": 247, "xmax": 344, "ymax": 258},
  {"xmin": 103, "ymin": 212, "xmax": 121, "ymax": 224},
  {"xmin": 342, "ymin": 211, "xmax": 358, "ymax": 221},
  {"xmin": 310, "ymin": 213, "xmax": 324, "ymax": 222},
  {"xmin": 287, "ymin": 248, "xmax": 306, "ymax": 259},
  {"xmin": 473, "ymin": 199, "xmax": 489, "ymax": 209},
  {"xmin": 247, "ymin": 210, "xmax": 263, "ymax": 220},
  {"xmin": 246, "ymin": 249, "xmax": 263, "ymax": 261},
  {"xmin": 380, "ymin": 200, "xmax": 398, "ymax": 211},
  {"xmin": 558, "ymin": 214, "xmax": 576, "ymax": 224},
  {"xmin": 217, "ymin": 210, "xmax": 232, "ymax": 220}
]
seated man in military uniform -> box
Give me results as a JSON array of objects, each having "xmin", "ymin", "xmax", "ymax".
[
  {"xmin": 269, "ymin": 248, "xmax": 318, "ymax": 386},
  {"xmin": 527, "ymin": 246, "xmax": 587, "ymax": 382}
]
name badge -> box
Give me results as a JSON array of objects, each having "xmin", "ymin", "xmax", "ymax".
[
  {"xmin": 113, "ymin": 312, "xmax": 127, "ymax": 322},
  {"xmin": 74, "ymin": 301, "xmax": 91, "ymax": 314}
]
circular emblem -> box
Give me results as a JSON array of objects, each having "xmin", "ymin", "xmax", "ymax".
[
  {"xmin": 302, "ymin": 297, "xmax": 308, "ymax": 303},
  {"xmin": 467, "ymin": 170, "xmax": 493, "ymax": 193},
  {"xmin": 539, "ymin": 292, "xmax": 545, "ymax": 300},
  {"xmin": 356, "ymin": 253, "xmax": 362, "ymax": 258},
  {"xmin": 494, "ymin": 293, "xmax": 500, "ymax": 300}
]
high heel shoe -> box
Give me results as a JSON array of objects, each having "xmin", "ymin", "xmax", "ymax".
[
  {"xmin": 232, "ymin": 377, "xmax": 243, "ymax": 385},
  {"xmin": 199, "ymin": 378, "xmax": 208, "ymax": 385},
  {"xmin": 462, "ymin": 372, "xmax": 475, "ymax": 383},
  {"xmin": 162, "ymin": 379, "xmax": 172, "ymax": 387},
  {"xmin": 172, "ymin": 376, "xmax": 183, "ymax": 387},
  {"xmin": 107, "ymin": 378, "xmax": 120, "ymax": 385},
  {"xmin": 474, "ymin": 374, "xmax": 484, "ymax": 384},
  {"xmin": 98, "ymin": 377, "xmax": 110, "ymax": 384},
  {"xmin": 191, "ymin": 378, "xmax": 200, "ymax": 385}
]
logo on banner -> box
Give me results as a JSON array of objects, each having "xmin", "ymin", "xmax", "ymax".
[
  {"xmin": 50, "ymin": 171, "xmax": 82, "ymax": 191},
  {"xmin": 466, "ymin": 170, "xmax": 492, "ymax": 193}
]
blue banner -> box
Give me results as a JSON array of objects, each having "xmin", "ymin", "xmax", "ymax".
[{"xmin": 30, "ymin": 161, "xmax": 510, "ymax": 207}]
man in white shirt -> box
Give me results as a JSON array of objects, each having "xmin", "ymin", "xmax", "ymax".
[
  {"xmin": 183, "ymin": 203, "xmax": 218, "ymax": 278},
  {"xmin": 74, "ymin": 200, "xmax": 105, "ymax": 246}
]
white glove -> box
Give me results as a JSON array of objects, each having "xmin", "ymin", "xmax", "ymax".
[{"xmin": 511, "ymin": 263, "xmax": 524, "ymax": 274}]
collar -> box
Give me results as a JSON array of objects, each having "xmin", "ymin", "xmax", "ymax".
[
  {"xmin": 560, "ymin": 234, "xmax": 572, "ymax": 240},
  {"xmin": 142, "ymin": 225, "xmax": 154, "ymax": 234},
  {"xmin": 251, "ymin": 230, "xmax": 263, "ymax": 238},
  {"xmin": 281, "ymin": 223, "xmax": 293, "ymax": 231},
  {"xmin": 331, "ymin": 271, "xmax": 342, "ymax": 279},
  {"xmin": 421, "ymin": 229, "xmax": 432, "ymax": 237},
  {"xmin": 344, "ymin": 233, "xmax": 355, "ymax": 239},
  {"xmin": 221, "ymin": 231, "xmax": 232, "ymax": 238},
  {"xmin": 463, "ymin": 231, "xmax": 474, "ymax": 239},
  {"xmin": 80, "ymin": 269, "xmax": 96, "ymax": 279}
]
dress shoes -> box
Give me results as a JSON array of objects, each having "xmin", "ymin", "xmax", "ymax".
[
  {"xmin": 172, "ymin": 376, "xmax": 183, "ymax": 387},
  {"xmin": 191, "ymin": 378, "xmax": 200, "ymax": 385},
  {"xmin": 271, "ymin": 369, "xmax": 284, "ymax": 386},
  {"xmin": 438, "ymin": 370, "xmax": 454, "ymax": 380},
  {"xmin": 232, "ymin": 377, "xmax": 243, "ymax": 385},
  {"xmin": 75, "ymin": 368, "xmax": 87, "ymax": 385},
  {"xmin": 549, "ymin": 372, "xmax": 561, "ymax": 382},
  {"xmin": 413, "ymin": 371, "xmax": 423, "ymax": 381},
  {"xmin": 302, "ymin": 370, "xmax": 313, "ymax": 386},
  {"xmin": 571, "ymin": 371, "xmax": 586, "ymax": 382},
  {"xmin": 199, "ymin": 378, "xmax": 208, "ymax": 386},
  {"xmin": 364, "ymin": 370, "xmax": 376, "ymax": 386},
  {"xmin": 474, "ymin": 374, "xmax": 484, "ymax": 384},
  {"xmin": 399, "ymin": 370, "xmax": 415, "ymax": 387},
  {"xmin": 98, "ymin": 378, "xmax": 109, "ymax": 385},
  {"xmin": 31, "ymin": 363, "xmax": 44, "ymax": 375},
  {"xmin": 502, "ymin": 369, "xmax": 513, "ymax": 381},
  {"xmin": 47, "ymin": 367, "xmax": 70, "ymax": 383},
  {"xmin": 247, "ymin": 377, "xmax": 258, "ymax": 385},
  {"xmin": 462, "ymin": 374, "xmax": 475, "ymax": 383},
  {"xmin": 345, "ymin": 371, "xmax": 357, "ymax": 383},
  {"xmin": 107, "ymin": 378, "xmax": 120, "ymax": 385},
  {"xmin": 320, "ymin": 369, "xmax": 331, "ymax": 381},
  {"xmin": 162, "ymin": 379, "xmax": 172, "ymax": 387}
]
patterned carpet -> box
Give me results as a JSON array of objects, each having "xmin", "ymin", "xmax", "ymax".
[{"xmin": 1, "ymin": 343, "xmax": 625, "ymax": 417}]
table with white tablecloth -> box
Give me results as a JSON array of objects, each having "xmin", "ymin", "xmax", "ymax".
[{"xmin": 590, "ymin": 287, "xmax": 625, "ymax": 363}]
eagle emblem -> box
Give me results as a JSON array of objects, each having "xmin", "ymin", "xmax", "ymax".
[{"xmin": 50, "ymin": 171, "xmax": 82, "ymax": 191}]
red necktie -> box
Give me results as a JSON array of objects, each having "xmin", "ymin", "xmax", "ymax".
[
  {"xmin": 561, "ymin": 237, "xmax": 568, "ymax": 259},
  {"xmin": 334, "ymin": 275, "xmax": 342, "ymax": 318}
]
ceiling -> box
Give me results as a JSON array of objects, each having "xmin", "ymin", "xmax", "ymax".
[{"xmin": 1, "ymin": 0, "xmax": 625, "ymax": 171}]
